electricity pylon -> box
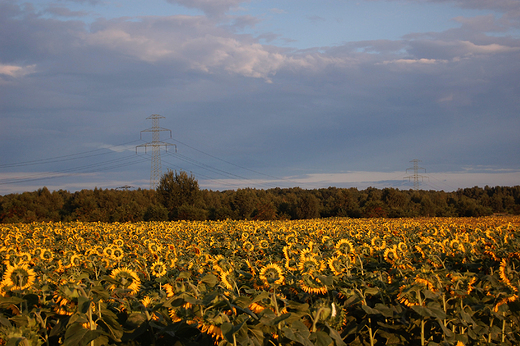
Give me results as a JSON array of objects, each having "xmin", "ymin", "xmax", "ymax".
[
  {"xmin": 404, "ymin": 159, "xmax": 428, "ymax": 190},
  {"xmin": 136, "ymin": 114, "xmax": 176, "ymax": 189}
]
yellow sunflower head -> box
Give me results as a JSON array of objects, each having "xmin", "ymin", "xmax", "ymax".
[
  {"xmin": 109, "ymin": 267, "xmax": 141, "ymax": 296},
  {"xmin": 259, "ymin": 263, "xmax": 284, "ymax": 287},
  {"xmin": 335, "ymin": 239, "xmax": 355, "ymax": 255},
  {"xmin": 1, "ymin": 263, "xmax": 36, "ymax": 291},
  {"xmin": 150, "ymin": 261, "xmax": 167, "ymax": 278}
]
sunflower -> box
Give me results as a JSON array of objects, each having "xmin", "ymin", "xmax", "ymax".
[
  {"xmin": 40, "ymin": 248, "xmax": 54, "ymax": 262},
  {"xmin": 335, "ymin": 239, "xmax": 355, "ymax": 256},
  {"xmin": 17, "ymin": 252, "xmax": 31, "ymax": 264},
  {"xmin": 220, "ymin": 270, "xmax": 235, "ymax": 291},
  {"xmin": 212, "ymin": 255, "xmax": 232, "ymax": 273},
  {"xmin": 103, "ymin": 246, "xmax": 114, "ymax": 258},
  {"xmin": 328, "ymin": 255, "xmax": 350, "ymax": 276},
  {"xmin": 371, "ymin": 236, "xmax": 386, "ymax": 251},
  {"xmin": 163, "ymin": 283, "xmax": 175, "ymax": 298},
  {"xmin": 148, "ymin": 242, "xmax": 162, "ymax": 254},
  {"xmin": 243, "ymin": 241, "xmax": 254, "ymax": 252},
  {"xmin": 300, "ymin": 274, "xmax": 328, "ymax": 295},
  {"xmin": 383, "ymin": 247, "xmax": 399, "ymax": 264},
  {"xmin": 259, "ymin": 263, "xmax": 284, "ymax": 287},
  {"xmin": 109, "ymin": 267, "xmax": 141, "ymax": 296},
  {"xmin": 285, "ymin": 233, "xmax": 297, "ymax": 245},
  {"xmin": 113, "ymin": 238, "xmax": 125, "ymax": 247},
  {"xmin": 298, "ymin": 257, "xmax": 324, "ymax": 274},
  {"xmin": 1, "ymin": 263, "xmax": 36, "ymax": 291},
  {"xmin": 259, "ymin": 239, "xmax": 269, "ymax": 249},
  {"xmin": 499, "ymin": 258, "xmax": 518, "ymax": 292},
  {"xmin": 200, "ymin": 323, "xmax": 223, "ymax": 343},
  {"xmin": 111, "ymin": 247, "xmax": 124, "ymax": 261},
  {"xmin": 397, "ymin": 284, "xmax": 422, "ymax": 307},
  {"xmin": 151, "ymin": 261, "xmax": 167, "ymax": 278},
  {"xmin": 70, "ymin": 254, "xmax": 82, "ymax": 267},
  {"xmin": 494, "ymin": 294, "xmax": 518, "ymax": 312}
]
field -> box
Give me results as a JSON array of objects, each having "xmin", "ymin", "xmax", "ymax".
[{"xmin": 0, "ymin": 216, "xmax": 519, "ymax": 346}]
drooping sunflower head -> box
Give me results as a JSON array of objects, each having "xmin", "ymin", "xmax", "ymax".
[
  {"xmin": 220, "ymin": 270, "xmax": 236, "ymax": 291},
  {"xmin": 300, "ymin": 274, "xmax": 328, "ymax": 295},
  {"xmin": 40, "ymin": 248, "xmax": 54, "ymax": 262},
  {"xmin": 212, "ymin": 255, "xmax": 233, "ymax": 273},
  {"xmin": 259, "ymin": 263, "xmax": 284, "ymax": 287},
  {"xmin": 109, "ymin": 267, "xmax": 141, "ymax": 296},
  {"xmin": 111, "ymin": 247, "xmax": 124, "ymax": 261},
  {"xmin": 1, "ymin": 263, "xmax": 36, "ymax": 291},
  {"xmin": 113, "ymin": 238, "xmax": 124, "ymax": 247},
  {"xmin": 150, "ymin": 261, "xmax": 167, "ymax": 278},
  {"xmin": 243, "ymin": 241, "xmax": 254, "ymax": 252},
  {"xmin": 335, "ymin": 239, "xmax": 355, "ymax": 256},
  {"xmin": 259, "ymin": 239, "xmax": 269, "ymax": 250},
  {"xmin": 148, "ymin": 242, "xmax": 162, "ymax": 255},
  {"xmin": 328, "ymin": 255, "xmax": 350, "ymax": 276},
  {"xmin": 371, "ymin": 236, "xmax": 386, "ymax": 251},
  {"xmin": 383, "ymin": 247, "xmax": 399, "ymax": 264},
  {"xmin": 298, "ymin": 257, "xmax": 323, "ymax": 274},
  {"xmin": 397, "ymin": 284, "xmax": 423, "ymax": 307}
]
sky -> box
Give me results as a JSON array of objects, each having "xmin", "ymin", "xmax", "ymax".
[{"xmin": 1, "ymin": 0, "xmax": 519, "ymax": 194}]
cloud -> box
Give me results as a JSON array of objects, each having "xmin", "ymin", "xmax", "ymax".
[
  {"xmin": 307, "ymin": 15, "xmax": 326, "ymax": 24},
  {"xmin": 0, "ymin": 63, "xmax": 36, "ymax": 77},
  {"xmin": 44, "ymin": 6, "xmax": 90, "ymax": 17},
  {"xmin": 269, "ymin": 8, "xmax": 287, "ymax": 14},
  {"xmin": 165, "ymin": 0, "xmax": 249, "ymax": 17}
]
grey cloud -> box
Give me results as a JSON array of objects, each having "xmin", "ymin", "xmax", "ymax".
[
  {"xmin": 165, "ymin": 0, "xmax": 248, "ymax": 17},
  {"xmin": 44, "ymin": 6, "xmax": 90, "ymax": 17},
  {"xmin": 1, "ymin": 0, "xmax": 519, "ymax": 192}
]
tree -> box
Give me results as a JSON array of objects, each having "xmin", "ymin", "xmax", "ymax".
[{"xmin": 157, "ymin": 170, "xmax": 202, "ymax": 219}]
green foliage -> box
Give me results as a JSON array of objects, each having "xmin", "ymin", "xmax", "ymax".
[{"xmin": 1, "ymin": 185, "xmax": 519, "ymax": 223}]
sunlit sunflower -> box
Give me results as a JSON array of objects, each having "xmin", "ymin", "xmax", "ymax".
[
  {"xmin": 111, "ymin": 247, "xmax": 124, "ymax": 261},
  {"xmin": 1, "ymin": 263, "xmax": 36, "ymax": 291},
  {"xmin": 243, "ymin": 241, "xmax": 254, "ymax": 252},
  {"xmin": 328, "ymin": 255, "xmax": 350, "ymax": 276},
  {"xmin": 259, "ymin": 239, "xmax": 269, "ymax": 250},
  {"xmin": 148, "ymin": 242, "xmax": 162, "ymax": 254},
  {"xmin": 499, "ymin": 258, "xmax": 518, "ymax": 292},
  {"xmin": 285, "ymin": 233, "xmax": 297, "ymax": 245},
  {"xmin": 397, "ymin": 284, "xmax": 422, "ymax": 307},
  {"xmin": 151, "ymin": 261, "xmax": 167, "ymax": 278},
  {"xmin": 40, "ymin": 248, "xmax": 54, "ymax": 262},
  {"xmin": 109, "ymin": 267, "xmax": 141, "ymax": 296},
  {"xmin": 200, "ymin": 323, "xmax": 223, "ymax": 343},
  {"xmin": 259, "ymin": 263, "xmax": 284, "ymax": 287},
  {"xmin": 212, "ymin": 255, "xmax": 232, "ymax": 273},
  {"xmin": 113, "ymin": 238, "xmax": 124, "ymax": 247},
  {"xmin": 298, "ymin": 257, "xmax": 324, "ymax": 274},
  {"xmin": 371, "ymin": 236, "xmax": 386, "ymax": 251},
  {"xmin": 220, "ymin": 270, "xmax": 236, "ymax": 291},
  {"xmin": 163, "ymin": 283, "xmax": 175, "ymax": 298},
  {"xmin": 300, "ymin": 274, "xmax": 328, "ymax": 295},
  {"xmin": 494, "ymin": 294, "xmax": 518, "ymax": 312},
  {"xmin": 335, "ymin": 239, "xmax": 355, "ymax": 256},
  {"xmin": 17, "ymin": 252, "xmax": 31, "ymax": 264},
  {"xmin": 383, "ymin": 247, "xmax": 399, "ymax": 264},
  {"xmin": 70, "ymin": 254, "xmax": 83, "ymax": 267}
]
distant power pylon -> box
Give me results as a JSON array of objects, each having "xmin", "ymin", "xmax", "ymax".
[
  {"xmin": 404, "ymin": 159, "xmax": 428, "ymax": 190},
  {"xmin": 136, "ymin": 114, "xmax": 176, "ymax": 189}
]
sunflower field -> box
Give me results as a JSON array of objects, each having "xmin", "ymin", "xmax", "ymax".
[{"xmin": 0, "ymin": 216, "xmax": 519, "ymax": 346}]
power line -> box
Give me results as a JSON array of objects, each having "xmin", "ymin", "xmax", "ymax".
[
  {"xmin": 136, "ymin": 114, "xmax": 175, "ymax": 189},
  {"xmin": 404, "ymin": 159, "xmax": 429, "ymax": 190},
  {"xmin": 0, "ymin": 140, "xmax": 142, "ymax": 169}
]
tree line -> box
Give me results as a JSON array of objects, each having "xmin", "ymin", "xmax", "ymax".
[{"xmin": 1, "ymin": 170, "xmax": 519, "ymax": 223}]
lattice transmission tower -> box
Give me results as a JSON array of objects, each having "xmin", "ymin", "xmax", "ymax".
[
  {"xmin": 404, "ymin": 159, "xmax": 428, "ymax": 190},
  {"xmin": 136, "ymin": 114, "xmax": 176, "ymax": 189}
]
